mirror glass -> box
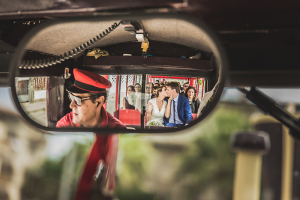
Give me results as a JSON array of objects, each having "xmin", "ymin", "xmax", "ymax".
[
  {"xmin": 15, "ymin": 74, "xmax": 207, "ymax": 129},
  {"xmin": 12, "ymin": 16, "xmax": 225, "ymax": 132}
]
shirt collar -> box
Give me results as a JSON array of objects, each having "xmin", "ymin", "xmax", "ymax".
[
  {"xmin": 173, "ymin": 94, "xmax": 179, "ymax": 102},
  {"xmin": 100, "ymin": 106, "xmax": 108, "ymax": 128}
]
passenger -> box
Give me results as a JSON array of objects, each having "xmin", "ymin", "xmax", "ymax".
[
  {"xmin": 135, "ymin": 83, "xmax": 142, "ymax": 96},
  {"xmin": 123, "ymin": 85, "xmax": 137, "ymax": 110},
  {"xmin": 145, "ymin": 83, "xmax": 155, "ymax": 105},
  {"xmin": 146, "ymin": 86, "xmax": 168, "ymax": 126},
  {"xmin": 164, "ymin": 82, "xmax": 193, "ymax": 127},
  {"xmin": 184, "ymin": 86, "xmax": 200, "ymax": 113},
  {"xmin": 180, "ymin": 82, "xmax": 190, "ymax": 95},
  {"xmin": 160, "ymin": 82, "xmax": 165, "ymax": 87},
  {"xmin": 154, "ymin": 82, "xmax": 159, "ymax": 89},
  {"xmin": 152, "ymin": 88, "xmax": 157, "ymax": 97},
  {"xmin": 134, "ymin": 83, "xmax": 141, "ymax": 110}
]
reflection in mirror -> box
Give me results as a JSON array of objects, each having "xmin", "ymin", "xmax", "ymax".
[
  {"xmin": 16, "ymin": 73, "xmax": 207, "ymax": 129},
  {"xmin": 13, "ymin": 16, "xmax": 224, "ymax": 131},
  {"xmin": 16, "ymin": 77, "xmax": 49, "ymax": 126}
]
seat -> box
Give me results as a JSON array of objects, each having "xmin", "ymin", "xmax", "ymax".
[
  {"xmin": 114, "ymin": 109, "xmax": 141, "ymax": 125},
  {"xmin": 192, "ymin": 113, "xmax": 197, "ymax": 120}
]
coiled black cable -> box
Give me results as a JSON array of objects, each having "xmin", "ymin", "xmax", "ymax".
[{"xmin": 20, "ymin": 21, "xmax": 121, "ymax": 69}]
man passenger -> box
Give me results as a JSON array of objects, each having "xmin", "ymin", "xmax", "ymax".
[
  {"xmin": 164, "ymin": 82, "xmax": 193, "ymax": 127},
  {"xmin": 145, "ymin": 83, "xmax": 155, "ymax": 105},
  {"xmin": 180, "ymin": 82, "xmax": 190, "ymax": 95}
]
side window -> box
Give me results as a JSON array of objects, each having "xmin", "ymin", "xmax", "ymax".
[
  {"xmin": 105, "ymin": 74, "xmax": 207, "ymax": 128},
  {"xmin": 16, "ymin": 77, "xmax": 49, "ymax": 126},
  {"xmin": 106, "ymin": 75, "xmax": 143, "ymax": 127}
]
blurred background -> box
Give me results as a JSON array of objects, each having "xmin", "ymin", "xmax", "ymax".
[{"xmin": 1, "ymin": 87, "xmax": 297, "ymax": 200}]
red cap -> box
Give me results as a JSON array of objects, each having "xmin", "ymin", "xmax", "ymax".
[{"xmin": 67, "ymin": 68, "xmax": 111, "ymax": 93}]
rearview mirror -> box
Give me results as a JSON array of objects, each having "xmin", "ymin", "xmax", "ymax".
[{"xmin": 10, "ymin": 13, "xmax": 227, "ymax": 133}]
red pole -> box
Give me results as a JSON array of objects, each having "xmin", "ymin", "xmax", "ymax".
[
  {"xmin": 196, "ymin": 78, "xmax": 199, "ymax": 97},
  {"xmin": 115, "ymin": 75, "xmax": 119, "ymax": 111},
  {"xmin": 190, "ymin": 78, "xmax": 194, "ymax": 87},
  {"xmin": 125, "ymin": 75, "xmax": 128, "ymax": 96},
  {"xmin": 133, "ymin": 75, "xmax": 135, "ymax": 85}
]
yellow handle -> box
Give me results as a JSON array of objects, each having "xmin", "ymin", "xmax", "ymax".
[{"xmin": 233, "ymin": 151, "xmax": 262, "ymax": 200}]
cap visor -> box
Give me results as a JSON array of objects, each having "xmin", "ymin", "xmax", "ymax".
[{"xmin": 66, "ymin": 85, "xmax": 91, "ymax": 94}]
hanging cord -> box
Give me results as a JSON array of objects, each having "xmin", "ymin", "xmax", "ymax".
[{"xmin": 19, "ymin": 21, "xmax": 121, "ymax": 69}]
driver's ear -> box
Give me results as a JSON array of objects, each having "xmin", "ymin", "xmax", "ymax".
[
  {"xmin": 96, "ymin": 96, "xmax": 105, "ymax": 102},
  {"xmin": 96, "ymin": 96, "xmax": 105, "ymax": 107}
]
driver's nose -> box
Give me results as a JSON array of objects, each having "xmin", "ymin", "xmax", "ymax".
[{"xmin": 70, "ymin": 99, "xmax": 77, "ymax": 109}]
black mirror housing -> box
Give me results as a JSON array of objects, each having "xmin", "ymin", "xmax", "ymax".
[{"xmin": 9, "ymin": 13, "xmax": 227, "ymax": 134}]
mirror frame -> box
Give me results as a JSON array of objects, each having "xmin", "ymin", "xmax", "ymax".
[{"xmin": 9, "ymin": 13, "xmax": 228, "ymax": 134}]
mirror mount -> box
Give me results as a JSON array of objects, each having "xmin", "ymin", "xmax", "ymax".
[{"xmin": 238, "ymin": 87, "xmax": 300, "ymax": 140}]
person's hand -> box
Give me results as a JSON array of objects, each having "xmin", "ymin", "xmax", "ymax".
[{"xmin": 168, "ymin": 92, "xmax": 174, "ymax": 101}]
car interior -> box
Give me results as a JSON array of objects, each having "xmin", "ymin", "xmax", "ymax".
[{"xmin": 1, "ymin": 1, "xmax": 300, "ymax": 200}]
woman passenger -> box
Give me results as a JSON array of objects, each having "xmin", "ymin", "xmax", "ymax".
[
  {"xmin": 184, "ymin": 86, "xmax": 200, "ymax": 113},
  {"xmin": 123, "ymin": 85, "xmax": 137, "ymax": 110},
  {"xmin": 134, "ymin": 83, "xmax": 142, "ymax": 110},
  {"xmin": 134, "ymin": 83, "xmax": 141, "ymax": 96},
  {"xmin": 146, "ymin": 86, "xmax": 168, "ymax": 126}
]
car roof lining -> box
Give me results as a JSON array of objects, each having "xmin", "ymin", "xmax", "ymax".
[{"xmin": 25, "ymin": 18, "xmax": 213, "ymax": 56}]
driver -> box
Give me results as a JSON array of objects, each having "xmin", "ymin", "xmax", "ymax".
[
  {"xmin": 56, "ymin": 68, "xmax": 125, "ymax": 200},
  {"xmin": 56, "ymin": 68, "xmax": 125, "ymax": 129}
]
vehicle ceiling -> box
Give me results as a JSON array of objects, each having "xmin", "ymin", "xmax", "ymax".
[{"xmin": 25, "ymin": 18, "xmax": 213, "ymax": 56}]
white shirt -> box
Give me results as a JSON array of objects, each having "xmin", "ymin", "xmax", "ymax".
[
  {"xmin": 145, "ymin": 93, "xmax": 152, "ymax": 104},
  {"xmin": 169, "ymin": 94, "xmax": 183, "ymax": 125}
]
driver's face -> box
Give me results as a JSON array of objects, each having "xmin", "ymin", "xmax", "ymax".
[{"xmin": 69, "ymin": 93, "xmax": 97, "ymax": 126}]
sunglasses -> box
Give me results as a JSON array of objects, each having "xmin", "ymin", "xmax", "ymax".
[
  {"xmin": 68, "ymin": 93, "xmax": 91, "ymax": 106},
  {"xmin": 146, "ymin": 87, "xmax": 151, "ymax": 89},
  {"xmin": 184, "ymin": 85, "xmax": 189, "ymax": 87}
]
